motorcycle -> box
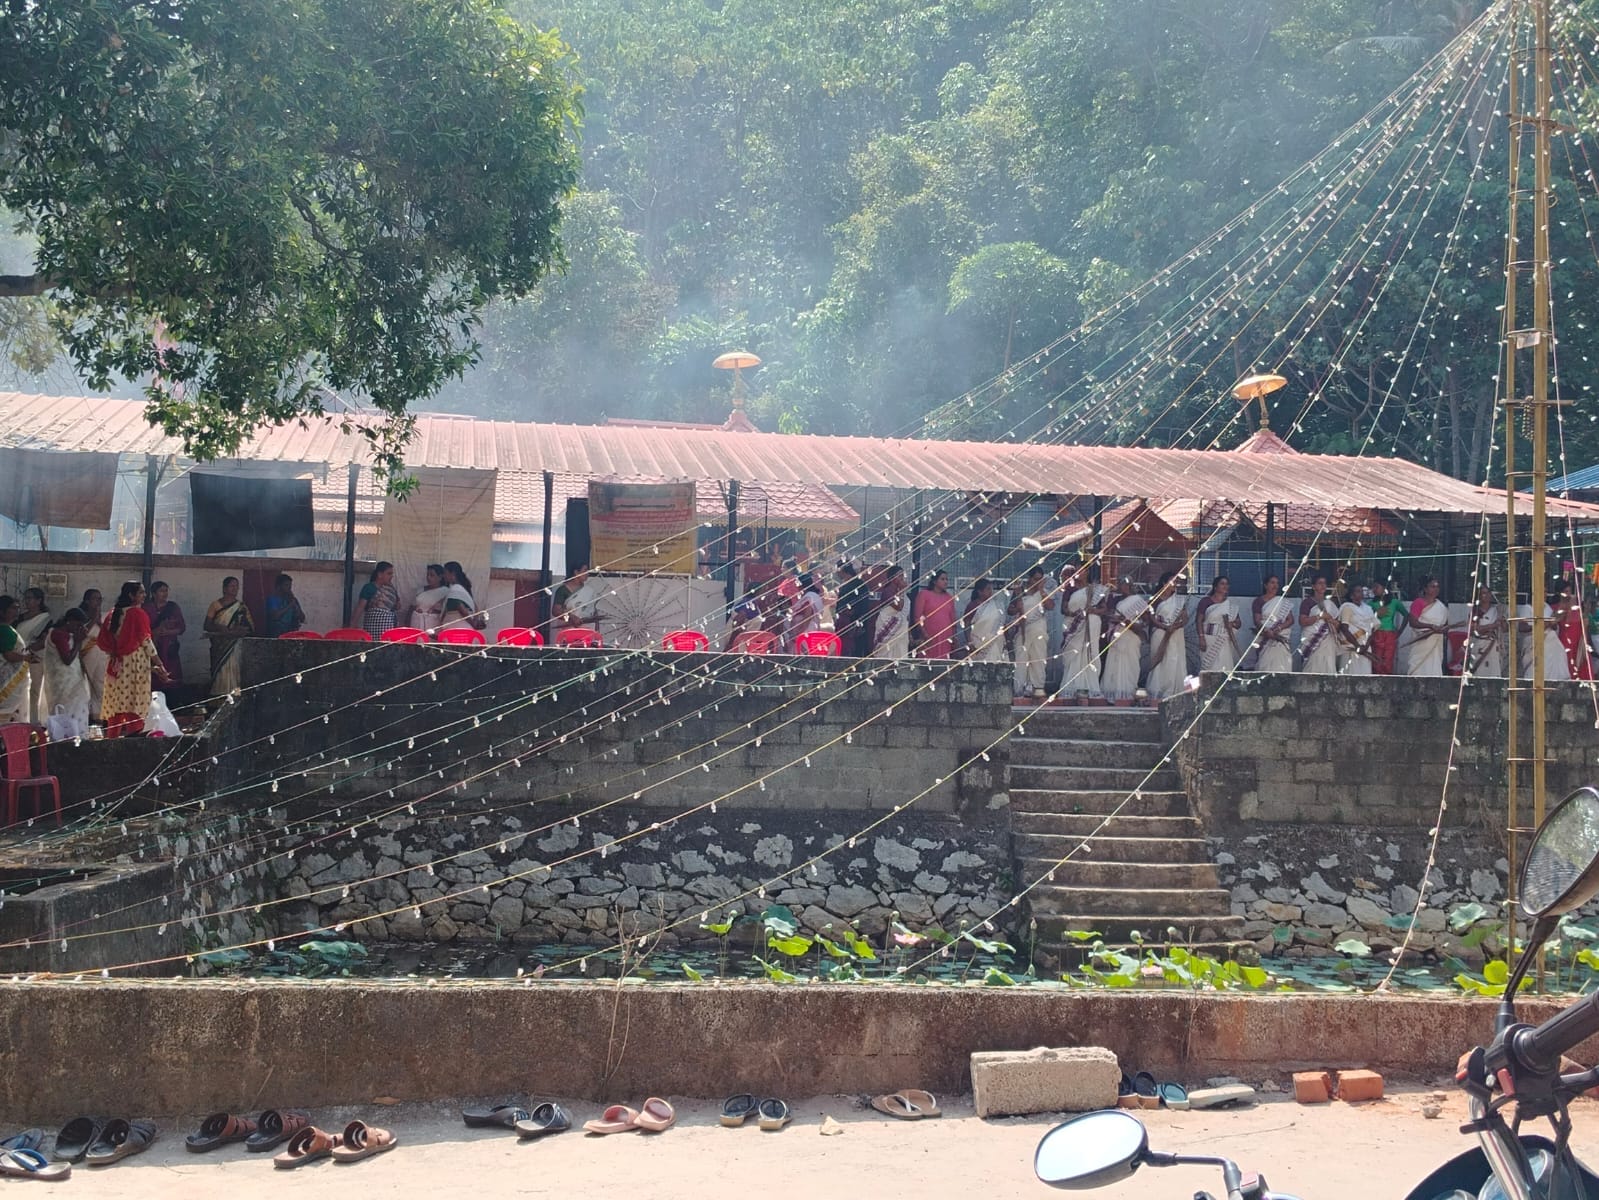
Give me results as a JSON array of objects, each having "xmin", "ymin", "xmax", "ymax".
[{"xmin": 1034, "ymin": 785, "xmax": 1599, "ymax": 1200}]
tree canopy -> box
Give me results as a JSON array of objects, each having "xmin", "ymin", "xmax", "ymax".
[{"xmin": 0, "ymin": 0, "xmax": 581, "ymax": 479}]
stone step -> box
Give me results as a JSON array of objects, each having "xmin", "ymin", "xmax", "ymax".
[
  {"xmin": 1009, "ymin": 764, "xmax": 1182, "ymax": 792},
  {"xmin": 1010, "ymin": 738, "xmax": 1170, "ymax": 769},
  {"xmin": 1011, "ymin": 708, "xmax": 1164, "ymax": 742},
  {"xmin": 1010, "ymin": 789, "xmax": 1190, "ymax": 818},
  {"xmin": 1036, "ymin": 939, "xmax": 1248, "ymax": 967},
  {"xmin": 1032, "ymin": 913, "xmax": 1248, "ymax": 945},
  {"xmin": 1012, "ymin": 830, "xmax": 1213, "ymax": 864},
  {"xmin": 1011, "ymin": 813, "xmax": 1204, "ymax": 839},
  {"xmin": 1016, "ymin": 857, "xmax": 1221, "ymax": 890},
  {"xmin": 1028, "ymin": 885, "xmax": 1233, "ymax": 919}
]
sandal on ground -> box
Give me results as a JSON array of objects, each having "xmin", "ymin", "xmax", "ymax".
[
  {"xmin": 757, "ymin": 1099, "xmax": 792, "ymax": 1132},
  {"xmin": 1132, "ymin": 1071, "xmax": 1162, "ymax": 1110},
  {"xmin": 273, "ymin": 1127, "xmax": 342, "ymax": 1169},
  {"xmin": 245, "ymin": 1109, "xmax": 311, "ymax": 1153},
  {"xmin": 50, "ymin": 1118, "xmax": 104, "ymax": 1163},
  {"xmin": 0, "ymin": 1149, "xmax": 71, "ymax": 1182},
  {"xmin": 719, "ymin": 1094, "xmax": 758, "ymax": 1128},
  {"xmin": 513, "ymin": 1103, "xmax": 572, "ymax": 1139},
  {"xmin": 870, "ymin": 1091, "xmax": 940, "ymax": 1120},
  {"xmin": 1117, "ymin": 1072, "xmax": 1140, "ymax": 1109},
  {"xmin": 185, "ymin": 1112, "xmax": 258, "ymax": 1153},
  {"xmin": 583, "ymin": 1105, "xmax": 639, "ymax": 1135},
  {"xmin": 1158, "ymin": 1082, "xmax": 1190, "ymax": 1111},
  {"xmin": 633, "ymin": 1098, "xmax": 676, "ymax": 1133},
  {"xmin": 84, "ymin": 1119, "xmax": 157, "ymax": 1165},
  {"xmin": 330, "ymin": 1121, "xmax": 397, "ymax": 1163},
  {"xmin": 461, "ymin": 1100, "xmax": 530, "ymax": 1129},
  {"xmin": 0, "ymin": 1131, "xmax": 45, "ymax": 1154}
]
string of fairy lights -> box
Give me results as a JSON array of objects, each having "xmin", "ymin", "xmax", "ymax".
[{"xmin": 10, "ymin": 0, "xmax": 1598, "ymax": 985}]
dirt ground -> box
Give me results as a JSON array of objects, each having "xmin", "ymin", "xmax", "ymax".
[{"xmin": 22, "ymin": 1086, "xmax": 1599, "ymax": 1198}]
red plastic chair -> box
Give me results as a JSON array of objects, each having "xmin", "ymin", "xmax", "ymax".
[
  {"xmin": 1446, "ymin": 629, "xmax": 1469, "ymax": 676},
  {"xmin": 497, "ymin": 627, "xmax": 544, "ymax": 647},
  {"xmin": 279, "ymin": 630, "xmax": 322, "ymax": 640},
  {"xmin": 556, "ymin": 627, "xmax": 603, "ymax": 648},
  {"xmin": 731, "ymin": 629, "xmax": 779, "ymax": 654},
  {"xmin": 437, "ymin": 627, "xmax": 487, "ymax": 646},
  {"xmin": 662, "ymin": 629, "xmax": 710, "ymax": 651},
  {"xmin": 380, "ymin": 627, "xmax": 429, "ymax": 644},
  {"xmin": 795, "ymin": 630, "xmax": 843, "ymax": 657},
  {"xmin": 0, "ymin": 722, "xmax": 61, "ymax": 826},
  {"xmin": 324, "ymin": 627, "xmax": 373, "ymax": 642}
]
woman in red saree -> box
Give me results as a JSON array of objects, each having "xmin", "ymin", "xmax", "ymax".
[
  {"xmin": 912, "ymin": 570, "xmax": 958, "ymax": 659},
  {"xmin": 1556, "ymin": 587, "xmax": 1594, "ymax": 680},
  {"xmin": 98, "ymin": 581, "xmax": 170, "ymax": 734}
]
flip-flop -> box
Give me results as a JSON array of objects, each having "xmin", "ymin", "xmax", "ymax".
[
  {"xmin": 1117, "ymin": 1072, "xmax": 1140, "ymax": 1109},
  {"xmin": 871, "ymin": 1093, "xmax": 938, "ymax": 1120},
  {"xmin": 273, "ymin": 1126, "xmax": 342, "ymax": 1169},
  {"xmin": 513, "ymin": 1103, "xmax": 572, "ymax": 1139},
  {"xmin": 84, "ymin": 1119, "xmax": 157, "ymax": 1165},
  {"xmin": 899, "ymin": 1090, "xmax": 941, "ymax": 1118},
  {"xmin": 633, "ymin": 1098, "xmax": 676, "ymax": 1133},
  {"xmin": 0, "ymin": 1131, "xmax": 45, "ymax": 1154},
  {"xmin": 330, "ymin": 1121, "xmax": 397, "ymax": 1163},
  {"xmin": 51, "ymin": 1117, "xmax": 104, "ymax": 1163},
  {"xmin": 757, "ymin": 1099, "xmax": 792, "ymax": 1131},
  {"xmin": 462, "ymin": 1100, "xmax": 531, "ymax": 1129},
  {"xmin": 1158, "ymin": 1082, "xmax": 1190, "ymax": 1111},
  {"xmin": 0, "ymin": 1149, "xmax": 71, "ymax": 1182},
  {"xmin": 245, "ymin": 1109, "xmax": 312, "ymax": 1153},
  {"xmin": 1187, "ymin": 1084, "xmax": 1257, "ymax": 1111},
  {"xmin": 720, "ymin": 1094, "xmax": 758, "ymax": 1128},
  {"xmin": 185, "ymin": 1112, "xmax": 258, "ymax": 1153},
  {"xmin": 1132, "ymin": 1071, "xmax": 1161, "ymax": 1110},
  {"xmin": 583, "ymin": 1106, "xmax": 639, "ymax": 1135}
]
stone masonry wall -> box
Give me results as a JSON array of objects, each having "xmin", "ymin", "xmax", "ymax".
[
  {"xmin": 223, "ymin": 641, "xmax": 1014, "ymax": 947},
  {"xmin": 275, "ymin": 806, "xmax": 1010, "ymax": 948},
  {"xmin": 1162, "ymin": 672, "xmax": 1598, "ymax": 831}
]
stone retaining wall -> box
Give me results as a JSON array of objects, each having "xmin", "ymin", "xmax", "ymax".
[{"xmin": 1162, "ymin": 673, "xmax": 1598, "ymax": 830}]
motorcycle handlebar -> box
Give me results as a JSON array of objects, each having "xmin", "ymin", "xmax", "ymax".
[{"xmin": 1516, "ymin": 990, "xmax": 1599, "ymax": 1074}]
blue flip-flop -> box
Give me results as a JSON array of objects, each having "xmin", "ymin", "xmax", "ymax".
[
  {"xmin": 0, "ymin": 1147, "xmax": 72, "ymax": 1180},
  {"xmin": 0, "ymin": 1130, "xmax": 45, "ymax": 1154},
  {"xmin": 1158, "ymin": 1082, "xmax": 1190, "ymax": 1111}
]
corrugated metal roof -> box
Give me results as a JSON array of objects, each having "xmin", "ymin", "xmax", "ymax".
[
  {"xmin": 1551, "ymin": 463, "xmax": 1599, "ymax": 493},
  {"xmin": 4, "ymin": 391, "xmax": 1597, "ymax": 521}
]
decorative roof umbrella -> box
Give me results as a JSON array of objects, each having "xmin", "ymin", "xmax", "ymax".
[
  {"xmin": 712, "ymin": 351, "xmax": 762, "ymax": 412},
  {"xmin": 1232, "ymin": 372, "xmax": 1287, "ymax": 432}
]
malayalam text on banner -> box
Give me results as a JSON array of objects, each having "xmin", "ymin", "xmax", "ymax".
[{"xmin": 587, "ymin": 481, "xmax": 698, "ymax": 575}]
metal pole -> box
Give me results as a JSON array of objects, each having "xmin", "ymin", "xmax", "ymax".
[
  {"xmin": 141, "ymin": 454, "xmax": 160, "ymax": 587},
  {"xmin": 539, "ymin": 470, "xmax": 555, "ymax": 642},
  {"xmin": 724, "ymin": 479, "xmax": 740, "ymax": 605},
  {"xmin": 1091, "ymin": 497, "xmax": 1104, "ymax": 582},
  {"xmin": 342, "ymin": 464, "xmax": 360, "ymax": 625},
  {"xmin": 1264, "ymin": 501, "xmax": 1276, "ymax": 583}
]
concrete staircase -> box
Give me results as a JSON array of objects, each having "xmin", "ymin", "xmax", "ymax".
[{"xmin": 1008, "ymin": 706, "xmax": 1242, "ymax": 960}]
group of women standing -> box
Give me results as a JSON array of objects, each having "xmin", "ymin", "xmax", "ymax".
[{"xmin": 1465, "ymin": 580, "xmax": 1594, "ymax": 682}]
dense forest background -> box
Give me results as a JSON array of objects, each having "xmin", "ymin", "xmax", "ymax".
[{"xmin": 14, "ymin": 0, "xmax": 1599, "ymax": 482}]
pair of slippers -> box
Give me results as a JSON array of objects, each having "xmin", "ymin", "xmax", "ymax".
[
  {"xmin": 186, "ymin": 1109, "xmax": 311, "ymax": 1154},
  {"xmin": 273, "ymin": 1121, "xmax": 396, "ymax": 1169},
  {"xmin": 871, "ymin": 1090, "xmax": 941, "ymax": 1120},
  {"xmin": 1119, "ymin": 1072, "xmax": 1189, "ymax": 1111},
  {"xmin": 53, "ymin": 1117, "xmax": 157, "ymax": 1165},
  {"xmin": 720, "ymin": 1095, "xmax": 791, "ymax": 1131},
  {"xmin": 584, "ymin": 1098, "xmax": 675, "ymax": 1135},
  {"xmin": 461, "ymin": 1100, "xmax": 573, "ymax": 1139}
]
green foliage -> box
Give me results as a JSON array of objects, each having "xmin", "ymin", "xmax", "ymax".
[{"xmin": 0, "ymin": 0, "xmax": 581, "ymax": 484}]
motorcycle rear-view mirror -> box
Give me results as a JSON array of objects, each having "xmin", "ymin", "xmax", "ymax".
[
  {"xmin": 1521, "ymin": 786, "xmax": 1599, "ymax": 920},
  {"xmin": 1035, "ymin": 1110, "xmax": 1148, "ymax": 1189}
]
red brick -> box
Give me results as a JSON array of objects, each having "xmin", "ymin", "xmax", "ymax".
[
  {"xmin": 1336, "ymin": 1069, "xmax": 1384, "ymax": 1102},
  {"xmin": 1293, "ymin": 1070, "xmax": 1332, "ymax": 1104}
]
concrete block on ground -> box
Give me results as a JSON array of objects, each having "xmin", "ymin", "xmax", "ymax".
[
  {"xmin": 1293, "ymin": 1070, "xmax": 1332, "ymax": 1104},
  {"xmin": 970, "ymin": 1045, "xmax": 1118, "ymax": 1118},
  {"xmin": 1336, "ymin": 1069, "xmax": 1384, "ymax": 1102}
]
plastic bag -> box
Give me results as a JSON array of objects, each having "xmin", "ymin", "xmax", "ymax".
[
  {"xmin": 46, "ymin": 704, "xmax": 85, "ymax": 743},
  {"xmin": 146, "ymin": 691, "xmax": 181, "ymax": 738}
]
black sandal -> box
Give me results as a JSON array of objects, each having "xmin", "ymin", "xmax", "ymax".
[
  {"xmin": 51, "ymin": 1117, "xmax": 105, "ymax": 1164},
  {"xmin": 85, "ymin": 1119, "xmax": 157, "ymax": 1165}
]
